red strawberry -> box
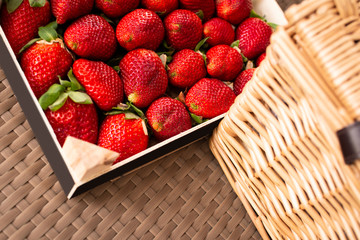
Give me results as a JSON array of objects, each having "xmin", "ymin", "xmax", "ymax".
[
  {"xmin": 72, "ymin": 59, "xmax": 124, "ymax": 111},
  {"xmin": 116, "ymin": 9, "xmax": 164, "ymax": 51},
  {"xmin": 186, "ymin": 78, "xmax": 236, "ymax": 118},
  {"xmin": 40, "ymin": 78, "xmax": 99, "ymax": 147},
  {"xmin": 235, "ymin": 17, "xmax": 273, "ymax": 59},
  {"xmin": 0, "ymin": 0, "xmax": 51, "ymax": 56},
  {"xmin": 216, "ymin": 0, "xmax": 252, "ymax": 25},
  {"xmin": 141, "ymin": 0, "xmax": 178, "ymax": 16},
  {"xmin": 146, "ymin": 97, "xmax": 191, "ymax": 141},
  {"xmin": 203, "ymin": 17, "xmax": 235, "ymax": 47},
  {"xmin": 97, "ymin": 113, "xmax": 148, "ymax": 164},
  {"xmin": 45, "ymin": 98, "xmax": 98, "ymax": 146},
  {"xmin": 179, "ymin": 0, "xmax": 215, "ymax": 21},
  {"xmin": 95, "ymin": 0, "xmax": 140, "ymax": 18},
  {"xmin": 206, "ymin": 45, "xmax": 243, "ymax": 82},
  {"xmin": 164, "ymin": 9, "xmax": 203, "ymax": 51},
  {"xmin": 119, "ymin": 49, "xmax": 168, "ymax": 108},
  {"xmin": 51, "ymin": 0, "xmax": 94, "ymax": 24},
  {"xmin": 233, "ymin": 68, "xmax": 255, "ymax": 95},
  {"xmin": 64, "ymin": 14, "xmax": 117, "ymax": 61},
  {"xmin": 256, "ymin": 52, "xmax": 266, "ymax": 67},
  {"xmin": 21, "ymin": 39, "xmax": 73, "ymax": 98},
  {"xmin": 167, "ymin": 49, "xmax": 206, "ymax": 88}
]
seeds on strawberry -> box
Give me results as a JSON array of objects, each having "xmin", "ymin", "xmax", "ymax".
[
  {"xmin": 51, "ymin": 0, "xmax": 94, "ymax": 24},
  {"xmin": 233, "ymin": 68, "xmax": 255, "ymax": 95},
  {"xmin": 73, "ymin": 59, "xmax": 124, "ymax": 111},
  {"xmin": 119, "ymin": 49, "xmax": 168, "ymax": 108},
  {"xmin": 146, "ymin": 97, "xmax": 192, "ymax": 141},
  {"xmin": 64, "ymin": 14, "xmax": 117, "ymax": 61},
  {"xmin": 45, "ymin": 98, "xmax": 98, "ymax": 146},
  {"xmin": 203, "ymin": 17, "xmax": 235, "ymax": 47},
  {"xmin": 216, "ymin": 0, "xmax": 252, "ymax": 25},
  {"xmin": 21, "ymin": 40, "xmax": 73, "ymax": 98},
  {"xmin": 167, "ymin": 49, "xmax": 206, "ymax": 88},
  {"xmin": 116, "ymin": 9, "xmax": 165, "ymax": 51},
  {"xmin": 0, "ymin": 0, "xmax": 51, "ymax": 56},
  {"xmin": 98, "ymin": 113, "xmax": 148, "ymax": 164},
  {"xmin": 96, "ymin": 0, "xmax": 140, "ymax": 18},
  {"xmin": 206, "ymin": 44, "xmax": 243, "ymax": 82},
  {"xmin": 235, "ymin": 17, "xmax": 273, "ymax": 59},
  {"xmin": 141, "ymin": 0, "xmax": 178, "ymax": 16},
  {"xmin": 164, "ymin": 9, "xmax": 203, "ymax": 51},
  {"xmin": 179, "ymin": 0, "xmax": 215, "ymax": 21},
  {"xmin": 185, "ymin": 78, "xmax": 236, "ymax": 118}
]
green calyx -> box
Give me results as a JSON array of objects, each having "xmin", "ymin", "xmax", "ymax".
[
  {"xmin": 250, "ymin": 10, "xmax": 278, "ymax": 30},
  {"xmin": 190, "ymin": 113, "xmax": 204, "ymax": 124},
  {"xmin": 19, "ymin": 21, "xmax": 59, "ymax": 54},
  {"xmin": 106, "ymin": 102, "xmax": 146, "ymax": 120},
  {"xmin": 39, "ymin": 69, "xmax": 92, "ymax": 111},
  {"xmin": 195, "ymin": 10, "xmax": 204, "ymax": 21},
  {"xmin": 6, "ymin": 0, "xmax": 46, "ymax": 13},
  {"xmin": 230, "ymin": 40, "xmax": 248, "ymax": 63}
]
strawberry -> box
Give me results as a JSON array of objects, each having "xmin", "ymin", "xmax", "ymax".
[
  {"xmin": 72, "ymin": 59, "xmax": 124, "ymax": 111},
  {"xmin": 206, "ymin": 44, "xmax": 243, "ymax": 82},
  {"xmin": 97, "ymin": 113, "xmax": 148, "ymax": 164},
  {"xmin": 0, "ymin": 0, "xmax": 51, "ymax": 56},
  {"xmin": 95, "ymin": 0, "xmax": 140, "ymax": 18},
  {"xmin": 235, "ymin": 17, "xmax": 273, "ymax": 59},
  {"xmin": 20, "ymin": 23, "xmax": 73, "ymax": 98},
  {"xmin": 119, "ymin": 49, "xmax": 168, "ymax": 108},
  {"xmin": 146, "ymin": 97, "xmax": 192, "ymax": 141},
  {"xmin": 141, "ymin": 0, "xmax": 178, "ymax": 16},
  {"xmin": 203, "ymin": 17, "xmax": 235, "ymax": 47},
  {"xmin": 64, "ymin": 14, "xmax": 117, "ymax": 61},
  {"xmin": 116, "ymin": 9, "xmax": 164, "ymax": 51},
  {"xmin": 256, "ymin": 52, "xmax": 266, "ymax": 67},
  {"xmin": 51, "ymin": 0, "xmax": 94, "ymax": 24},
  {"xmin": 40, "ymin": 78, "xmax": 99, "ymax": 146},
  {"xmin": 233, "ymin": 68, "xmax": 255, "ymax": 95},
  {"xmin": 216, "ymin": 0, "xmax": 252, "ymax": 25},
  {"xmin": 164, "ymin": 9, "xmax": 203, "ymax": 51},
  {"xmin": 179, "ymin": 0, "xmax": 215, "ymax": 21},
  {"xmin": 185, "ymin": 78, "xmax": 236, "ymax": 118},
  {"xmin": 167, "ymin": 49, "xmax": 206, "ymax": 88}
]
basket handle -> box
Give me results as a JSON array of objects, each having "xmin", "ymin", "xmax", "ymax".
[{"xmin": 334, "ymin": 0, "xmax": 359, "ymax": 18}]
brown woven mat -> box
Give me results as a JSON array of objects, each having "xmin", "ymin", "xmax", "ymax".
[{"xmin": 0, "ymin": 1, "xmax": 299, "ymax": 239}]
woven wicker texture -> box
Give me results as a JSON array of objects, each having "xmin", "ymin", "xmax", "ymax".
[{"xmin": 210, "ymin": 0, "xmax": 360, "ymax": 239}]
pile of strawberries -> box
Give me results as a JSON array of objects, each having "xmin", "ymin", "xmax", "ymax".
[{"xmin": 0, "ymin": 0, "xmax": 274, "ymax": 164}]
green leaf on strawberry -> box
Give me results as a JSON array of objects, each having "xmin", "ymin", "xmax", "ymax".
[
  {"xmin": 39, "ymin": 83, "xmax": 65, "ymax": 110},
  {"xmin": 68, "ymin": 91, "xmax": 92, "ymax": 104},
  {"xmin": 6, "ymin": 0, "xmax": 23, "ymax": 13},
  {"xmin": 194, "ymin": 37, "xmax": 209, "ymax": 52},
  {"xmin": 19, "ymin": 21, "xmax": 59, "ymax": 54},
  {"xmin": 18, "ymin": 38, "xmax": 41, "ymax": 54},
  {"xmin": 49, "ymin": 92, "xmax": 68, "ymax": 111},
  {"xmin": 190, "ymin": 113, "xmax": 204, "ymax": 124},
  {"xmin": 195, "ymin": 10, "xmax": 204, "ymax": 21},
  {"xmin": 39, "ymin": 70, "xmax": 93, "ymax": 112},
  {"xmin": 250, "ymin": 10, "xmax": 278, "ymax": 30},
  {"xmin": 29, "ymin": 0, "xmax": 47, "ymax": 7},
  {"xmin": 231, "ymin": 40, "xmax": 248, "ymax": 63},
  {"xmin": 67, "ymin": 69, "xmax": 84, "ymax": 91}
]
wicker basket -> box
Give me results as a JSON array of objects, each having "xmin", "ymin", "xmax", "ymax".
[{"xmin": 210, "ymin": 0, "xmax": 360, "ymax": 239}]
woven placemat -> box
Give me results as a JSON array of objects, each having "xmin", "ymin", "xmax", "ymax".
[{"xmin": 0, "ymin": 1, "xmax": 300, "ymax": 239}]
